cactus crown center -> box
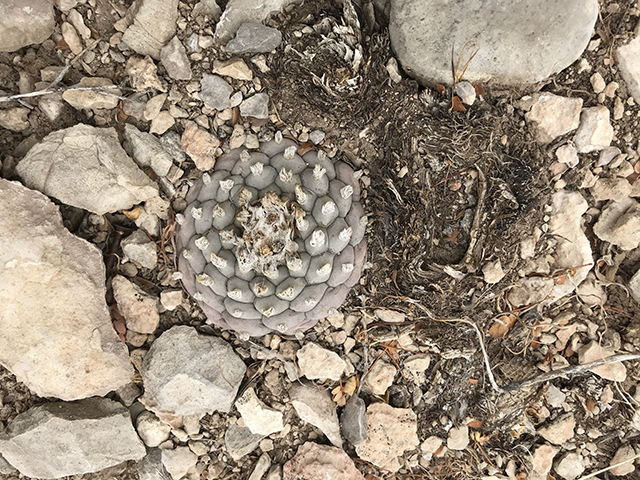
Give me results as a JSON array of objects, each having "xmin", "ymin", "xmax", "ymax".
[{"xmin": 235, "ymin": 191, "xmax": 300, "ymax": 276}]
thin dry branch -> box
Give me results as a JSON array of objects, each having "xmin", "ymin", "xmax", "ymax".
[
  {"xmin": 577, "ymin": 451, "xmax": 640, "ymax": 480},
  {"xmin": 435, "ymin": 317, "xmax": 505, "ymax": 394},
  {"xmin": 503, "ymin": 353, "xmax": 640, "ymax": 391},
  {"xmin": 0, "ymin": 85, "xmax": 128, "ymax": 103}
]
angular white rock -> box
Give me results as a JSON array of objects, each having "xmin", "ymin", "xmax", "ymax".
[
  {"xmin": 547, "ymin": 190, "xmax": 593, "ymax": 301},
  {"xmin": 235, "ymin": 388, "xmax": 284, "ymax": 436},
  {"xmin": 524, "ymin": 93, "xmax": 583, "ymax": 144},
  {"xmin": 297, "ymin": 343, "xmax": 347, "ymax": 381},
  {"xmin": 0, "ymin": 179, "xmax": 133, "ymax": 401},
  {"xmin": 136, "ymin": 411, "xmax": 171, "ymax": 447},
  {"xmin": 0, "ymin": 0, "xmax": 54, "ymax": 52},
  {"xmin": 355, "ymin": 403, "xmax": 419, "ymax": 473},
  {"xmin": 141, "ymin": 326, "xmax": 246, "ymax": 416},
  {"xmin": 579, "ymin": 340, "xmax": 627, "ymax": 382},
  {"xmin": 161, "ymin": 446, "xmax": 198, "ymax": 480},
  {"xmin": 593, "ymin": 197, "xmax": 640, "ymax": 251},
  {"xmin": 290, "ymin": 383, "xmax": 342, "ymax": 447},
  {"xmin": 123, "ymin": 123, "xmax": 174, "ymax": 177},
  {"xmin": 616, "ymin": 33, "xmax": 640, "ymax": 104},
  {"xmin": 363, "ymin": 360, "xmax": 396, "ymax": 396},
  {"xmin": 16, "ymin": 124, "xmax": 158, "ymax": 215},
  {"xmin": 215, "ymin": 0, "xmax": 295, "ymax": 42},
  {"xmin": 573, "ymin": 106, "xmax": 614, "ymax": 153},
  {"xmin": 122, "ymin": 0, "xmax": 178, "ymax": 59},
  {"xmin": 0, "ymin": 398, "xmax": 145, "ymax": 479},
  {"xmin": 537, "ymin": 413, "xmax": 575, "ymax": 445},
  {"xmin": 555, "ymin": 452, "xmax": 584, "ymax": 480},
  {"xmin": 112, "ymin": 275, "xmax": 160, "ymax": 334}
]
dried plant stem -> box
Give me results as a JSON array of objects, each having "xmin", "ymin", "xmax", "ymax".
[
  {"xmin": 503, "ymin": 353, "xmax": 640, "ymax": 391},
  {"xmin": 461, "ymin": 164, "xmax": 486, "ymax": 272},
  {"xmin": 577, "ymin": 452, "xmax": 640, "ymax": 480},
  {"xmin": 435, "ymin": 317, "xmax": 504, "ymax": 394}
]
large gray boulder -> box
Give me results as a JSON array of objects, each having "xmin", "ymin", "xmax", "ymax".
[
  {"xmin": 0, "ymin": 0, "xmax": 54, "ymax": 52},
  {"xmin": 389, "ymin": 0, "xmax": 598, "ymax": 87},
  {"xmin": 16, "ymin": 124, "xmax": 158, "ymax": 215},
  {"xmin": 0, "ymin": 398, "xmax": 146, "ymax": 479},
  {"xmin": 0, "ymin": 179, "xmax": 134, "ymax": 401},
  {"xmin": 140, "ymin": 326, "xmax": 246, "ymax": 416}
]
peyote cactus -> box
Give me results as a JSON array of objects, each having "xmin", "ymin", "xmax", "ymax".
[{"xmin": 175, "ymin": 136, "xmax": 367, "ymax": 338}]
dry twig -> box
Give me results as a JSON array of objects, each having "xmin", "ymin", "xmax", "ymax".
[{"xmin": 503, "ymin": 353, "xmax": 640, "ymax": 391}]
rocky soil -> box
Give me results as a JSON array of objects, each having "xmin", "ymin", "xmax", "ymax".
[{"xmin": 2, "ymin": 0, "xmax": 640, "ymax": 480}]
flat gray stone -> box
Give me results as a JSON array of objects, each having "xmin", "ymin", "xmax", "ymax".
[
  {"xmin": 283, "ymin": 442, "xmax": 365, "ymax": 480},
  {"xmin": 200, "ymin": 74, "xmax": 233, "ymax": 111},
  {"xmin": 160, "ymin": 36, "xmax": 192, "ymax": 81},
  {"xmin": 617, "ymin": 31, "xmax": 640, "ymax": 103},
  {"xmin": 225, "ymin": 424, "xmax": 265, "ymax": 461},
  {"xmin": 340, "ymin": 394, "xmax": 367, "ymax": 446},
  {"xmin": 16, "ymin": 124, "xmax": 158, "ymax": 215},
  {"xmin": 0, "ymin": 453, "xmax": 16, "ymax": 474},
  {"xmin": 122, "ymin": 0, "xmax": 178, "ymax": 59},
  {"xmin": 389, "ymin": 0, "xmax": 598, "ymax": 87},
  {"xmin": 0, "ymin": 398, "xmax": 145, "ymax": 479},
  {"xmin": 290, "ymin": 383, "xmax": 342, "ymax": 447},
  {"xmin": 0, "ymin": 179, "xmax": 134, "ymax": 401},
  {"xmin": 0, "ymin": 0, "xmax": 54, "ymax": 52},
  {"xmin": 123, "ymin": 123, "xmax": 174, "ymax": 177},
  {"xmin": 137, "ymin": 449, "xmax": 172, "ymax": 480},
  {"xmin": 593, "ymin": 196, "xmax": 640, "ymax": 251},
  {"xmin": 240, "ymin": 92, "xmax": 270, "ymax": 119},
  {"xmin": 215, "ymin": 0, "xmax": 295, "ymax": 42},
  {"xmin": 226, "ymin": 22, "xmax": 282, "ymax": 54},
  {"xmin": 141, "ymin": 325, "xmax": 246, "ymax": 416}
]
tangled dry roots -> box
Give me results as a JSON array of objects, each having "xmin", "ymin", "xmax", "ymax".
[{"xmin": 175, "ymin": 137, "xmax": 367, "ymax": 338}]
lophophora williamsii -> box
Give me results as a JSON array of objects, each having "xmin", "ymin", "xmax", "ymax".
[{"xmin": 175, "ymin": 136, "xmax": 367, "ymax": 338}]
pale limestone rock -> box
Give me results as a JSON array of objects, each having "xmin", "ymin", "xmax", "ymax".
[
  {"xmin": 355, "ymin": 403, "xmax": 419, "ymax": 473},
  {"xmin": 531, "ymin": 443, "xmax": 557, "ymax": 475},
  {"xmin": 297, "ymin": 343, "xmax": 346, "ymax": 381},
  {"xmin": 161, "ymin": 447, "xmax": 198, "ymax": 480},
  {"xmin": 555, "ymin": 452, "xmax": 584, "ymax": 480},
  {"xmin": 112, "ymin": 275, "xmax": 160, "ymax": 334},
  {"xmin": 610, "ymin": 444, "xmax": 636, "ymax": 476},
  {"xmin": 122, "ymin": 0, "xmax": 178, "ymax": 59},
  {"xmin": 141, "ymin": 326, "xmax": 246, "ymax": 416},
  {"xmin": 574, "ymin": 106, "xmax": 614, "ymax": 153},
  {"xmin": 547, "ymin": 190, "xmax": 593, "ymax": 301},
  {"xmin": 524, "ymin": 93, "xmax": 583, "ymax": 144},
  {"xmin": 389, "ymin": 0, "xmax": 597, "ymax": 88},
  {"xmin": 594, "ymin": 197, "xmax": 640, "ymax": 251},
  {"xmin": 0, "ymin": 0, "xmax": 55, "ymax": 52},
  {"xmin": 215, "ymin": 0, "xmax": 295, "ymax": 42},
  {"xmin": 363, "ymin": 360, "xmax": 396, "ymax": 395},
  {"xmin": 136, "ymin": 411, "xmax": 171, "ymax": 447},
  {"xmin": 579, "ymin": 340, "xmax": 627, "ymax": 382},
  {"xmin": 181, "ymin": 121, "xmax": 220, "ymax": 171},
  {"xmin": 617, "ymin": 32, "xmax": 640, "ymax": 103},
  {"xmin": 62, "ymin": 77, "xmax": 122, "ymax": 110},
  {"xmin": 0, "ymin": 398, "xmax": 145, "ymax": 478},
  {"xmin": 16, "ymin": 124, "xmax": 158, "ymax": 214},
  {"xmin": 537, "ymin": 413, "xmax": 575, "ymax": 445},
  {"xmin": 283, "ymin": 442, "xmax": 365, "ymax": 480},
  {"xmin": 235, "ymin": 388, "xmax": 284, "ymax": 436},
  {"xmin": 0, "ymin": 179, "xmax": 134, "ymax": 401},
  {"xmin": 447, "ymin": 424, "xmax": 469, "ymax": 451},
  {"xmin": 290, "ymin": 383, "xmax": 342, "ymax": 447}
]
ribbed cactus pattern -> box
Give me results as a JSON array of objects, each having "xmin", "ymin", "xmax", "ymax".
[{"xmin": 175, "ymin": 137, "xmax": 367, "ymax": 338}]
